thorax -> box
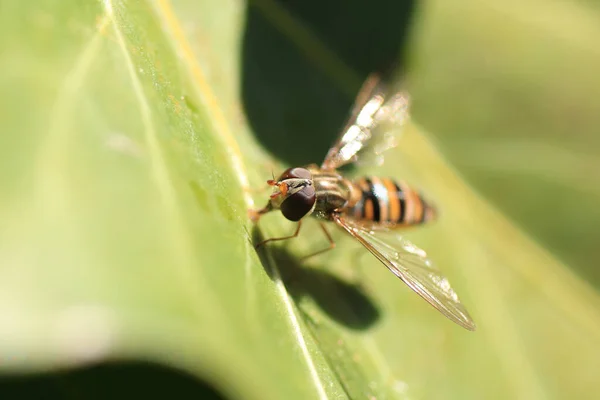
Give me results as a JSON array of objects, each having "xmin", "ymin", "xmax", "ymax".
[{"xmin": 306, "ymin": 165, "xmax": 361, "ymax": 220}]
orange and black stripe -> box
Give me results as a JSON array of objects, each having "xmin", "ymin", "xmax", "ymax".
[{"xmin": 350, "ymin": 177, "xmax": 434, "ymax": 225}]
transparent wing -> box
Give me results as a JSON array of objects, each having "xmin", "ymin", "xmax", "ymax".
[
  {"xmin": 334, "ymin": 215, "xmax": 476, "ymax": 330},
  {"xmin": 321, "ymin": 75, "xmax": 410, "ymax": 170}
]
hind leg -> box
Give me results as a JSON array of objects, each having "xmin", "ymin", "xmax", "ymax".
[{"xmin": 300, "ymin": 223, "xmax": 336, "ymax": 260}]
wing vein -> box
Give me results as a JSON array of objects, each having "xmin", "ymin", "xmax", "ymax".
[{"xmin": 334, "ymin": 215, "xmax": 476, "ymax": 331}]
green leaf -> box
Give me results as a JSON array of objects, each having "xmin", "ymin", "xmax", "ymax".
[{"xmin": 1, "ymin": 0, "xmax": 599, "ymax": 399}]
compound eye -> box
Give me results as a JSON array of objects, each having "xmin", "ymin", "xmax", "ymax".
[
  {"xmin": 278, "ymin": 167, "xmax": 312, "ymax": 181},
  {"xmin": 280, "ymin": 185, "xmax": 316, "ymax": 221}
]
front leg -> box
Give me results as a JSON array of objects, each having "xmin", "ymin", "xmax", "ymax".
[{"xmin": 248, "ymin": 202, "xmax": 274, "ymax": 223}]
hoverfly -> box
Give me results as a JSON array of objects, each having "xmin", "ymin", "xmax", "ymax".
[{"xmin": 249, "ymin": 75, "xmax": 476, "ymax": 331}]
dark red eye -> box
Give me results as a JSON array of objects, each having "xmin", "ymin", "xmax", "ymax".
[
  {"xmin": 278, "ymin": 167, "xmax": 312, "ymax": 181},
  {"xmin": 280, "ymin": 185, "xmax": 316, "ymax": 221}
]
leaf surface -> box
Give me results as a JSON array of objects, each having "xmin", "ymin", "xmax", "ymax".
[{"xmin": 0, "ymin": 1, "xmax": 598, "ymax": 399}]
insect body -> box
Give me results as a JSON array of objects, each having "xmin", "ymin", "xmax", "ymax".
[
  {"xmin": 282, "ymin": 166, "xmax": 435, "ymax": 227},
  {"xmin": 249, "ymin": 76, "xmax": 476, "ymax": 331}
]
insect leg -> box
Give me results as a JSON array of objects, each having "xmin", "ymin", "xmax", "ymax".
[
  {"xmin": 300, "ymin": 222, "xmax": 336, "ymax": 261},
  {"xmin": 248, "ymin": 202, "xmax": 274, "ymax": 222},
  {"xmin": 254, "ymin": 221, "xmax": 302, "ymax": 249}
]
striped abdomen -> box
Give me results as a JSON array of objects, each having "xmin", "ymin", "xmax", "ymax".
[{"xmin": 347, "ymin": 177, "xmax": 435, "ymax": 226}]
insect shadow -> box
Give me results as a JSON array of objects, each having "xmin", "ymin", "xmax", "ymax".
[
  {"xmin": 242, "ymin": 0, "xmax": 417, "ymax": 329},
  {"xmin": 241, "ymin": 0, "xmax": 417, "ymax": 166},
  {"xmin": 251, "ymin": 225, "xmax": 380, "ymax": 330}
]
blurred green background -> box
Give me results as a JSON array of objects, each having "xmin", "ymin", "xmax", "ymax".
[
  {"xmin": 409, "ymin": 0, "xmax": 600, "ymax": 286},
  {"xmin": 0, "ymin": 0, "xmax": 598, "ymax": 399}
]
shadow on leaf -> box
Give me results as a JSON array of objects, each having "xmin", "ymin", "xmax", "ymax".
[
  {"xmin": 0, "ymin": 361, "xmax": 227, "ymax": 400},
  {"xmin": 252, "ymin": 225, "xmax": 380, "ymax": 330},
  {"xmin": 242, "ymin": 0, "xmax": 418, "ymax": 330},
  {"xmin": 241, "ymin": 0, "xmax": 417, "ymax": 166}
]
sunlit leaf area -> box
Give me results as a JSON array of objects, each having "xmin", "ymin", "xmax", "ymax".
[{"xmin": 0, "ymin": 0, "xmax": 598, "ymax": 399}]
